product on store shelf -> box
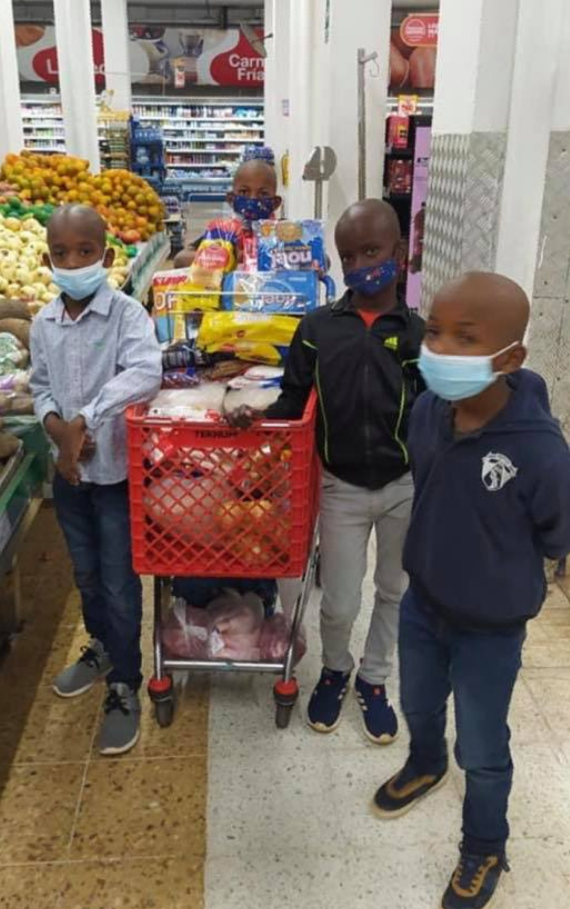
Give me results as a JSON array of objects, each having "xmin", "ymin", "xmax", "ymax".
[
  {"xmin": 197, "ymin": 311, "xmax": 298, "ymax": 366},
  {"xmin": 387, "ymin": 159, "xmax": 413, "ymax": 195},
  {"xmin": 222, "ymin": 270, "xmax": 320, "ymax": 314},
  {"xmin": 256, "ymin": 220, "xmax": 326, "ymax": 272},
  {"xmin": 387, "ymin": 115, "xmax": 410, "ymax": 149},
  {"xmin": 0, "ymin": 332, "xmax": 28, "ymax": 375},
  {"xmin": 0, "ymin": 429, "xmax": 20, "ymax": 462}
]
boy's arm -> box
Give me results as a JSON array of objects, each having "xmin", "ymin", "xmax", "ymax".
[
  {"xmin": 79, "ymin": 303, "xmax": 162, "ymax": 432},
  {"xmin": 29, "ymin": 320, "xmax": 62, "ymax": 430},
  {"xmin": 530, "ymin": 443, "xmax": 570, "ymax": 560},
  {"xmin": 264, "ymin": 318, "xmax": 317, "ymax": 420}
]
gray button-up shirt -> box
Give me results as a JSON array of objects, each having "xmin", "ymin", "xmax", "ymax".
[{"xmin": 30, "ymin": 282, "xmax": 162, "ymax": 485}]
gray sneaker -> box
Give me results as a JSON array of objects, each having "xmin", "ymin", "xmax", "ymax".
[
  {"xmin": 53, "ymin": 639, "xmax": 112, "ymax": 698},
  {"xmin": 99, "ymin": 683, "xmax": 141, "ymax": 756}
]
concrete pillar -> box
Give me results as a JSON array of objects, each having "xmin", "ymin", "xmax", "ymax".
[
  {"xmin": 526, "ymin": 1, "xmax": 570, "ymax": 430},
  {"xmin": 53, "ymin": 0, "xmax": 100, "ymax": 171},
  {"xmin": 324, "ymin": 0, "xmax": 391, "ymax": 286},
  {"xmin": 264, "ymin": 0, "xmax": 290, "ymax": 198},
  {"xmin": 0, "ymin": 0, "xmax": 23, "ymax": 160},
  {"xmin": 287, "ymin": 0, "xmax": 315, "ymax": 219},
  {"xmin": 422, "ymin": 0, "xmax": 520, "ymax": 309},
  {"xmin": 100, "ymin": 0, "xmax": 132, "ymax": 111}
]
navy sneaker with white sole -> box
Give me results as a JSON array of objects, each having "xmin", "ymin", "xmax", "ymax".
[
  {"xmin": 354, "ymin": 675, "xmax": 398, "ymax": 744},
  {"xmin": 307, "ymin": 668, "xmax": 351, "ymax": 733}
]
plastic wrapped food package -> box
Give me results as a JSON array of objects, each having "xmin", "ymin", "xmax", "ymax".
[
  {"xmin": 255, "ymin": 220, "xmax": 326, "ymax": 272},
  {"xmin": 147, "ymin": 383, "xmax": 227, "ymax": 420},
  {"xmin": 197, "ymin": 311, "xmax": 298, "ymax": 365},
  {"xmin": 161, "ymin": 590, "xmax": 306, "ymax": 664},
  {"xmin": 223, "ymin": 366, "xmax": 283, "ymax": 415},
  {"xmin": 144, "ymin": 472, "xmax": 234, "ymax": 546}
]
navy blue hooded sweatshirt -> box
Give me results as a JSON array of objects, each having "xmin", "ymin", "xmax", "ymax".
[{"xmin": 403, "ymin": 369, "xmax": 570, "ymax": 629}]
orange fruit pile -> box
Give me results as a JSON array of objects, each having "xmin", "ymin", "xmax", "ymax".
[{"xmin": 0, "ymin": 152, "xmax": 165, "ymax": 243}]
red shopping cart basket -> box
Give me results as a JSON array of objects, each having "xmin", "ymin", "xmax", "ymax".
[{"xmin": 126, "ymin": 393, "xmax": 320, "ymax": 578}]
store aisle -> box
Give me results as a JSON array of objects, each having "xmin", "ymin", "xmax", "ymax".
[{"xmin": 1, "ymin": 506, "xmax": 570, "ymax": 908}]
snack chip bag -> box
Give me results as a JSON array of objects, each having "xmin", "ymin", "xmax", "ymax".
[
  {"xmin": 197, "ymin": 312, "xmax": 298, "ymax": 365},
  {"xmin": 255, "ymin": 220, "xmax": 326, "ymax": 272}
]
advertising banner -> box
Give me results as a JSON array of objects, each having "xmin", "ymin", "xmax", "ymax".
[
  {"xmin": 389, "ymin": 13, "xmax": 439, "ymax": 91},
  {"xmin": 406, "ymin": 125, "xmax": 432, "ymax": 310},
  {"xmin": 15, "ymin": 24, "xmax": 265, "ymax": 88}
]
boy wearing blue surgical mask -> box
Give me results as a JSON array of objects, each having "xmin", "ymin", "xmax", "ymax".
[
  {"xmin": 373, "ymin": 273, "xmax": 570, "ymax": 909},
  {"xmin": 228, "ymin": 199, "xmax": 424, "ymax": 744},
  {"xmin": 173, "ymin": 157, "xmax": 281, "ymax": 269},
  {"xmin": 30, "ymin": 204, "xmax": 162, "ymax": 756}
]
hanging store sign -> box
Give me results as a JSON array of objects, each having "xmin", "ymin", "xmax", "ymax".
[
  {"xmin": 390, "ymin": 13, "xmax": 439, "ymax": 91},
  {"xmin": 400, "ymin": 14, "xmax": 439, "ymax": 48},
  {"xmin": 15, "ymin": 24, "xmax": 265, "ymax": 88}
]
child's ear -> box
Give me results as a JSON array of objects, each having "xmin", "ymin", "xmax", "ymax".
[
  {"xmin": 226, "ymin": 191, "xmax": 235, "ymax": 207},
  {"xmin": 103, "ymin": 247, "xmax": 115, "ymax": 268},
  {"xmin": 272, "ymin": 195, "xmax": 282, "ymax": 211},
  {"xmin": 394, "ymin": 240, "xmax": 406, "ymax": 267},
  {"xmin": 502, "ymin": 344, "xmax": 527, "ymax": 375},
  {"xmin": 42, "ymin": 253, "xmax": 51, "ymax": 269}
]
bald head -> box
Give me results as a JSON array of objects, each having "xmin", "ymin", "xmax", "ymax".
[
  {"xmin": 336, "ymin": 199, "xmax": 401, "ymax": 248},
  {"xmin": 47, "ymin": 204, "xmax": 107, "ymax": 247},
  {"xmin": 433, "ymin": 272, "xmax": 530, "ymax": 348},
  {"xmin": 232, "ymin": 159, "xmax": 278, "ymax": 195}
]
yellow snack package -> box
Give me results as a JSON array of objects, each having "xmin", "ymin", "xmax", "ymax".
[{"xmin": 196, "ymin": 312, "xmax": 298, "ymax": 365}]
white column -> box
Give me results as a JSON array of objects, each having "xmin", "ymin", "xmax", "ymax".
[
  {"xmin": 264, "ymin": 0, "xmax": 291, "ymax": 200},
  {"xmin": 495, "ymin": 0, "xmax": 567, "ymax": 297},
  {"xmin": 0, "ymin": 0, "xmax": 23, "ymax": 160},
  {"xmin": 53, "ymin": 0, "xmax": 100, "ymax": 172},
  {"xmin": 325, "ymin": 0, "xmax": 391, "ymax": 286},
  {"xmin": 100, "ymin": 0, "xmax": 132, "ymax": 111},
  {"xmin": 287, "ymin": 0, "xmax": 315, "ymax": 218}
]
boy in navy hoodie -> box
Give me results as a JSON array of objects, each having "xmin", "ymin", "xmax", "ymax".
[{"xmin": 373, "ymin": 272, "xmax": 570, "ymax": 909}]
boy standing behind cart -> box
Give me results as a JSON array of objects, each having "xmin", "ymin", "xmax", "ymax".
[
  {"xmin": 30, "ymin": 204, "xmax": 162, "ymax": 755},
  {"xmin": 228, "ymin": 199, "xmax": 424, "ymax": 744}
]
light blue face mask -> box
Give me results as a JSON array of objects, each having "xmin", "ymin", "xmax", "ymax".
[
  {"xmin": 51, "ymin": 257, "xmax": 108, "ymax": 301},
  {"xmin": 419, "ymin": 342, "xmax": 519, "ymax": 402}
]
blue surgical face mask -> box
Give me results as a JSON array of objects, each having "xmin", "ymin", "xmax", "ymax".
[
  {"xmin": 419, "ymin": 342, "xmax": 519, "ymax": 401},
  {"xmin": 232, "ymin": 195, "xmax": 277, "ymax": 222},
  {"xmin": 51, "ymin": 257, "xmax": 108, "ymax": 300},
  {"xmin": 344, "ymin": 259, "xmax": 399, "ymax": 297}
]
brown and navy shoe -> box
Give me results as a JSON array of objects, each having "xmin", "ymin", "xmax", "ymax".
[
  {"xmin": 372, "ymin": 759, "xmax": 449, "ymax": 818},
  {"xmin": 441, "ymin": 849, "xmax": 509, "ymax": 909}
]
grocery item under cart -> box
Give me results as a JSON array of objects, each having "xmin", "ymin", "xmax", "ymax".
[{"xmin": 126, "ymin": 393, "xmax": 320, "ymax": 728}]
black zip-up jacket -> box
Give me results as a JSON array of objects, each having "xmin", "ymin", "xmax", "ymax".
[{"xmin": 265, "ymin": 292, "xmax": 425, "ymax": 490}]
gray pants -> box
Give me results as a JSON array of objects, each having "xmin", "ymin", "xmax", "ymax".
[{"xmin": 319, "ymin": 470, "xmax": 414, "ymax": 685}]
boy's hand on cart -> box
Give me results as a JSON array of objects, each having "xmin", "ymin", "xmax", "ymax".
[{"xmin": 224, "ymin": 405, "xmax": 264, "ymax": 429}]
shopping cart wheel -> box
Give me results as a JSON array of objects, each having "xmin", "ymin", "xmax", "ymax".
[
  {"xmin": 155, "ymin": 698, "xmax": 175, "ymax": 728},
  {"xmin": 148, "ymin": 675, "xmax": 175, "ymax": 728},
  {"xmin": 273, "ymin": 679, "xmax": 298, "ymax": 729}
]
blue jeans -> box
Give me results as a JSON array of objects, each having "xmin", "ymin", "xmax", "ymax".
[
  {"xmin": 53, "ymin": 475, "xmax": 143, "ymax": 690},
  {"xmin": 400, "ymin": 587, "xmax": 525, "ymax": 856}
]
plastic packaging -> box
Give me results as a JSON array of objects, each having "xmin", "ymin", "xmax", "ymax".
[
  {"xmin": 147, "ymin": 384, "xmax": 227, "ymax": 420},
  {"xmin": 223, "ymin": 366, "xmax": 283, "ymax": 415},
  {"xmin": 255, "ymin": 220, "xmax": 326, "ymax": 272},
  {"xmin": 222, "ymin": 269, "xmax": 320, "ymax": 314},
  {"xmin": 144, "ymin": 472, "xmax": 234, "ymax": 546},
  {"xmin": 196, "ymin": 312, "xmax": 298, "ymax": 365},
  {"xmin": 0, "ymin": 333, "xmax": 28, "ymax": 375},
  {"xmin": 207, "ymin": 591, "xmax": 264, "ymax": 660}
]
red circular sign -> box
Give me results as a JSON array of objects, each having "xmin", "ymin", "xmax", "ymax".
[{"xmin": 400, "ymin": 14, "xmax": 439, "ymax": 48}]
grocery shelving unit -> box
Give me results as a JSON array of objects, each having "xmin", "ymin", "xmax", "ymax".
[
  {"xmin": 21, "ymin": 95, "xmax": 264, "ymax": 202},
  {"xmin": 128, "ymin": 97, "xmax": 264, "ymax": 201}
]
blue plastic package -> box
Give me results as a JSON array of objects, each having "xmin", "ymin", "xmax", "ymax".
[
  {"xmin": 255, "ymin": 220, "xmax": 327, "ymax": 272},
  {"xmin": 222, "ymin": 270, "xmax": 320, "ymax": 314}
]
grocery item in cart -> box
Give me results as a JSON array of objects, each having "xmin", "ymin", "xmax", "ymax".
[
  {"xmin": 255, "ymin": 220, "xmax": 326, "ymax": 273},
  {"xmin": 222, "ymin": 269, "xmax": 321, "ymax": 314},
  {"xmin": 144, "ymin": 472, "xmax": 234, "ymax": 547},
  {"xmin": 208, "ymin": 591, "xmax": 264, "ymax": 661},
  {"xmin": 197, "ymin": 312, "xmax": 298, "ymax": 365},
  {"xmin": 223, "ymin": 366, "xmax": 283, "ymax": 416},
  {"xmin": 147, "ymin": 384, "xmax": 227, "ymax": 420}
]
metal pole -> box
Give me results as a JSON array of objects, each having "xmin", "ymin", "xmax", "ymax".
[
  {"xmin": 357, "ymin": 48, "xmax": 366, "ymax": 201},
  {"xmin": 314, "ymin": 181, "xmax": 323, "ymax": 219}
]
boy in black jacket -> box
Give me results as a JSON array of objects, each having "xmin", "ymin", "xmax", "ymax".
[
  {"xmin": 229, "ymin": 199, "xmax": 424, "ymax": 743},
  {"xmin": 373, "ymin": 272, "xmax": 570, "ymax": 909}
]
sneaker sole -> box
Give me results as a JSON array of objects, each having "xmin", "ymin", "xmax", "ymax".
[
  {"xmin": 354, "ymin": 689, "xmax": 399, "ymax": 745},
  {"xmin": 371, "ymin": 770, "xmax": 450, "ymax": 820},
  {"xmin": 99, "ymin": 726, "xmax": 141, "ymax": 757},
  {"xmin": 52, "ymin": 667, "xmax": 111, "ymax": 699},
  {"xmin": 306, "ymin": 683, "xmax": 350, "ymax": 734},
  {"xmin": 440, "ymin": 888, "xmax": 499, "ymax": 909}
]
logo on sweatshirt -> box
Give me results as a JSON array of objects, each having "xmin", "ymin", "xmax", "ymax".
[{"xmin": 481, "ymin": 452, "xmax": 518, "ymax": 492}]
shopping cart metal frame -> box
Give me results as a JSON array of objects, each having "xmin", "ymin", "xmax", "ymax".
[{"xmin": 148, "ymin": 523, "xmax": 319, "ymax": 729}]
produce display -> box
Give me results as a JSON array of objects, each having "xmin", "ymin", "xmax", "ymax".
[{"xmin": 1, "ymin": 152, "xmax": 165, "ymax": 243}]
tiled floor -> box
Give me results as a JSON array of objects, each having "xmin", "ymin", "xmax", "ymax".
[{"xmin": 1, "ymin": 506, "xmax": 570, "ymax": 908}]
